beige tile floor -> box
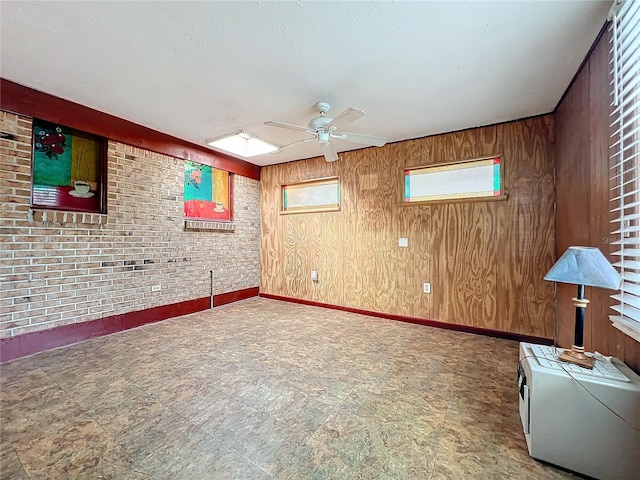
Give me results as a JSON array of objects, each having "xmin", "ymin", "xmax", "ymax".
[{"xmin": 0, "ymin": 298, "xmax": 583, "ymax": 479}]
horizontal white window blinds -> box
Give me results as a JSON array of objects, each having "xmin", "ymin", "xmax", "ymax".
[{"xmin": 609, "ymin": 0, "xmax": 640, "ymax": 341}]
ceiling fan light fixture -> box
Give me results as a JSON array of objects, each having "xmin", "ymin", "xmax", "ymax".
[
  {"xmin": 206, "ymin": 130, "xmax": 278, "ymax": 158},
  {"xmin": 318, "ymin": 131, "xmax": 330, "ymax": 144}
]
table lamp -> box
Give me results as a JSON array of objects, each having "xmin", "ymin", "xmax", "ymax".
[{"xmin": 544, "ymin": 246, "xmax": 621, "ymax": 369}]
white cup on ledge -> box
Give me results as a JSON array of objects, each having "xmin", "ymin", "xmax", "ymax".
[{"xmin": 73, "ymin": 180, "xmax": 91, "ymax": 194}]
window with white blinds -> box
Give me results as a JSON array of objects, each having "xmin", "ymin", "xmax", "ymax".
[{"xmin": 609, "ymin": 0, "xmax": 640, "ymax": 341}]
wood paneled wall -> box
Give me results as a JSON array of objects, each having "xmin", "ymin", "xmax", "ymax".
[
  {"xmin": 555, "ymin": 28, "xmax": 640, "ymax": 371},
  {"xmin": 261, "ymin": 116, "xmax": 556, "ymax": 338}
]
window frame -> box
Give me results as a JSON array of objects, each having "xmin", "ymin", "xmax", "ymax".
[
  {"xmin": 608, "ymin": 0, "xmax": 640, "ymax": 341},
  {"xmin": 280, "ymin": 176, "xmax": 341, "ymax": 215},
  {"xmin": 401, "ymin": 155, "xmax": 505, "ymax": 205}
]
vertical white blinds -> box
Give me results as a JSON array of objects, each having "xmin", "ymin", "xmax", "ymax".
[{"xmin": 609, "ymin": 0, "xmax": 640, "ymax": 340}]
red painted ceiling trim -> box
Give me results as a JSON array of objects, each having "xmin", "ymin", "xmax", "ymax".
[{"xmin": 0, "ymin": 78, "xmax": 261, "ymax": 180}]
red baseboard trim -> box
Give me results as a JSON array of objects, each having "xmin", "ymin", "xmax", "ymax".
[
  {"xmin": 259, "ymin": 293, "xmax": 554, "ymax": 345},
  {"xmin": 1, "ymin": 287, "xmax": 259, "ymax": 363},
  {"xmin": 0, "ymin": 78, "xmax": 260, "ymax": 180},
  {"xmin": 213, "ymin": 287, "xmax": 260, "ymax": 307}
]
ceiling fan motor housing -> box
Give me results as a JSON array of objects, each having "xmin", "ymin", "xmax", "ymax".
[
  {"xmin": 309, "ymin": 101, "xmax": 333, "ymax": 132},
  {"xmin": 309, "ymin": 116, "xmax": 332, "ymax": 132}
]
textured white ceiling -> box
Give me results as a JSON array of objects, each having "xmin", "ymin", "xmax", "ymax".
[{"xmin": 0, "ymin": 1, "xmax": 609, "ymax": 166}]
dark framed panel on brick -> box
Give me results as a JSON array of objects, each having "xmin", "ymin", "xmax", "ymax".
[
  {"xmin": 184, "ymin": 160, "xmax": 233, "ymax": 222},
  {"xmin": 31, "ymin": 119, "xmax": 107, "ymax": 213}
]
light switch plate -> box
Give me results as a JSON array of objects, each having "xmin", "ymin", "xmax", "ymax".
[{"xmin": 399, "ymin": 238, "xmax": 409, "ymax": 248}]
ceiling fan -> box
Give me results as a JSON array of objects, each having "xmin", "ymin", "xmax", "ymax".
[{"xmin": 265, "ymin": 102, "xmax": 387, "ymax": 162}]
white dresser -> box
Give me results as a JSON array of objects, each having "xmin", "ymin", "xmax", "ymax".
[{"xmin": 518, "ymin": 342, "xmax": 640, "ymax": 479}]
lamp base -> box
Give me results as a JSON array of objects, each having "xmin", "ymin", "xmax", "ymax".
[{"xmin": 559, "ymin": 346, "xmax": 595, "ymax": 369}]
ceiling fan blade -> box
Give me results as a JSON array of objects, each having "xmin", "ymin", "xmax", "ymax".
[
  {"xmin": 321, "ymin": 141, "xmax": 339, "ymax": 162},
  {"xmin": 265, "ymin": 120, "xmax": 313, "ymax": 133},
  {"xmin": 325, "ymin": 107, "xmax": 365, "ymax": 131},
  {"xmin": 339, "ymin": 132, "xmax": 387, "ymax": 147},
  {"xmin": 271, "ymin": 137, "xmax": 315, "ymax": 154}
]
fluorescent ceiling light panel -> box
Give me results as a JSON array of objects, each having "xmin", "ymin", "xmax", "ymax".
[{"xmin": 207, "ymin": 131, "xmax": 278, "ymax": 157}]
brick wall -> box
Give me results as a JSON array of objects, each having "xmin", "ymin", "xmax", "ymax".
[{"xmin": 0, "ymin": 111, "xmax": 260, "ymax": 338}]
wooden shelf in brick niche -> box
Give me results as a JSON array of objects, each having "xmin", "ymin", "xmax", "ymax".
[
  {"xmin": 30, "ymin": 209, "xmax": 107, "ymax": 226},
  {"xmin": 183, "ymin": 220, "xmax": 235, "ymax": 232}
]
